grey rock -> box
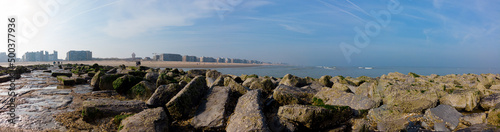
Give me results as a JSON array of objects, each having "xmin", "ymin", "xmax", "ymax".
[
  {"xmin": 187, "ymin": 69, "xmax": 207, "ymax": 78},
  {"xmin": 82, "ymin": 98, "xmax": 146, "ymax": 122},
  {"xmin": 226, "ymin": 90, "xmax": 270, "ymax": 132},
  {"xmin": 279, "ymin": 74, "xmax": 307, "ymax": 87},
  {"xmin": 243, "ymin": 77, "xmax": 260, "ymax": 87},
  {"xmin": 278, "ymin": 104, "xmax": 352, "ymax": 129},
  {"xmin": 456, "ymin": 124, "xmax": 499, "ymax": 132},
  {"xmin": 480, "ymin": 93, "xmax": 500, "ymax": 110},
  {"xmin": 119, "ymin": 107, "xmax": 168, "ymax": 132},
  {"xmin": 165, "ymin": 76, "xmax": 208, "ymax": 120},
  {"xmin": 250, "ymin": 78, "xmax": 276, "ymax": 94},
  {"xmin": 90, "ymin": 71, "xmax": 104, "ymax": 90},
  {"xmin": 319, "ymin": 75, "xmax": 333, "ymax": 87},
  {"xmin": 269, "ymin": 116, "xmax": 297, "ymax": 132},
  {"xmin": 383, "ymin": 90, "xmax": 439, "ymax": 113},
  {"xmin": 191, "ymin": 86, "xmax": 231, "ymax": 129},
  {"xmin": 210, "ymin": 75, "xmax": 228, "ymax": 88},
  {"xmin": 98, "ymin": 74, "xmax": 126, "ymax": 90},
  {"xmin": 462, "ymin": 113, "xmax": 486, "ymax": 125},
  {"xmin": 439, "ymin": 90, "xmax": 481, "ymax": 111},
  {"xmin": 314, "ymin": 87, "xmax": 376, "ymax": 110},
  {"xmin": 273, "ymin": 84, "xmax": 317, "ymax": 105},
  {"xmin": 224, "ymin": 76, "xmax": 249, "ymax": 95},
  {"xmin": 367, "ymin": 105, "xmax": 419, "ymax": 131},
  {"xmin": 127, "ymin": 81, "xmax": 156, "ymax": 101},
  {"xmin": 106, "ymin": 68, "xmax": 117, "ymax": 74},
  {"xmin": 205, "ymin": 70, "xmax": 221, "ymax": 87},
  {"xmin": 144, "ymin": 72, "xmax": 159, "ymax": 83},
  {"xmin": 146, "ymin": 83, "xmax": 181, "ymax": 108},
  {"xmin": 434, "ymin": 122, "xmax": 450, "ymax": 132},
  {"xmin": 51, "ymin": 72, "xmax": 72, "ymax": 77},
  {"xmin": 424, "ymin": 104, "xmax": 462, "ymax": 130}
]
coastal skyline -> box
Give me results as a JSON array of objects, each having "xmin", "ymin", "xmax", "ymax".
[{"xmin": 1, "ymin": 0, "xmax": 499, "ymax": 68}]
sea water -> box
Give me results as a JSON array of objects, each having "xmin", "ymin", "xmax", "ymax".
[{"xmin": 182, "ymin": 65, "xmax": 500, "ymax": 78}]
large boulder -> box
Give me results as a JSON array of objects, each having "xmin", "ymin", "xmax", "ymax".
[
  {"xmin": 314, "ymin": 87, "xmax": 376, "ymax": 110},
  {"xmin": 479, "ymin": 93, "xmax": 500, "ymax": 110},
  {"xmin": 127, "ymin": 71, "xmax": 147, "ymax": 78},
  {"xmin": 51, "ymin": 72, "xmax": 72, "ymax": 77},
  {"xmin": 57, "ymin": 76, "xmax": 75, "ymax": 86},
  {"xmin": 439, "ymin": 89, "xmax": 481, "ymax": 111},
  {"xmin": 487, "ymin": 104, "xmax": 500, "ymax": 126},
  {"xmin": 205, "ymin": 70, "xmax": 221, "ymax": 87},
  {"xmin": 268, "ymin": 116, "xmax": 297, "ymax": 132},
  {"xmin": 156, "ymin": 73, "xmax": 179, "ymax": 88},
  {"xmin": 279, "ymin": 74, "xmax": 307, "ymax": 87},
  {"xmin": 273, "ymin": 84, "xmax": 317, "ymax": 105},
  {"xmin": 187, "ymin": 69, "xmax": 207, "ymax": 78},
  {"xmin": 98, "ymin": 74, "xmax": 126, "ymax": 90},
  {"xmin": 383, "ymin": 90, "xmax": 438, "ymax": 113},
  {"xmin": 456, "ymin": 124, "xmax": 499, "ymax": 132},
  {"xmin": 278, "ymin": 104, "xmax": 352, "ymax": 129},
  {"xmin": 423, "ymin": 104, "xmax": 463, "ymax": 131},
  {"xmin": 144, "ymin": 72, "xmax": 159, "ymax": 83},
  {"xmin": 249, "ymin": 78, "xmax": 276, "ymax": 94},
  {"xmin": 146, "ymin": 84, "xmax": 181, "ymax": 108},
  {"xmin": 348, "ymin": 82, "xmax": 374, "ymax": 97},
  {"xmin": 191, "ymin": 86, "xmax": 231, "ymax": 130},
  {"xmin": 224, "ymin": 76, "xmax": 249, "ymax": 95},
  {"xmin": 209, "ymin": 75, "xmax": 228, "ymax": 88},
  {"xmin": 331, "ymin": 82, "xmax": 350, "ymax": 92},
  {"xmin": 90, "ymin": 71, "xmax": 105, "ymax": 90},
  {"xmin": 367, "ymin": 105, "xmax": 418, "ymax": 131},
  {"xmin": 81, "ymin": 99, "xmax": 146, "ymax": 122},
  {"xmin": 242, "ymin": 77, "xmax": 260, "ymax": 87},
  {"xmin": 319, "ymin": 75, "xmax": 333, "ymax": 87},
  {"xmin": 165, "ymin": 76, "xmax": 208, "ymax": 120},
  {"xmin": 226, "ymin": 90, "xmax": 270, "ymax": 132},
  {"xmin": 119, "ymin": 107, "xmax": 168, "ymax": 132},
  {"xmin": 127, "ymin": 81, "xmax": 156, "ymax": 101},
  {"xmin": 113, "ymin": 75, "xmax": 144, "ymax": 94},
  {"xmin": 462, "ymin": 113, "xmax": 486, "ymax": 126}
]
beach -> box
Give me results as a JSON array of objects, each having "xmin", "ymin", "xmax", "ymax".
[{"xmin": 0, "ymin": 60, "xmax": 270, "ymax": 68}]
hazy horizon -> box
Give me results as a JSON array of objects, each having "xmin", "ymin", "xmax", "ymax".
[{"xmin": 1, "ymin": 0, "xmax": 499, "ymax": 68}]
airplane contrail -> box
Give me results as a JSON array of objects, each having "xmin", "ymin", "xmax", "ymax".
[
  {"xmin": 59, "ymin": 0, "xmax": 121, "ymax": 24},
  {"xmin": 345, "ymin": 0, "xmax": 371, "ymax": 16},
  {"xmin": 318, "ymin": 0, "xmax": 366, "ymax": 22}
]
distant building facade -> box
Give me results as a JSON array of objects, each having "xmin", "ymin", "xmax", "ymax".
[
  {"xmin": 0, "ymin": 52, "xmax": 7, "ymax": 62},
  {"xmin": 216, "ymin": 57, "xmax": 226, "ymax": 63},
  {"xmin": 182, "ymin": 55, "xmax": 197, "ymax": 62},
  {"xmin": 159, "ymin": 53, "xmax": 182, "ymax": 61},
  {"xmin": 22, "ymin": 50, "xmax": 58, "ymax": 62},
  {"xmin": 66, "ymin": 50, "xmax": 92, "ymax": 61},
  {"xmin": 200, "ymin": 56, "xmax": 216, "ymax": 62}
]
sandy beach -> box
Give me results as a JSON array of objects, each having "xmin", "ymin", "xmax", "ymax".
[{"xmin": 0, "ymin": 60, "xmax": 270, "ymax": 68}]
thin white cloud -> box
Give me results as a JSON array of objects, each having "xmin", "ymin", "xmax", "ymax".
[
  {"xmin": 279, "ymin": 24, "xmax": 312, "ymax": 34},
  {"xmin": 59, "ymin": 0, "xmax": 121, "ymax": 25},
  {"xmin": 102, "ymin": 0, "xmax": 270, "ymax": 38},
  {"xmin": 102, "ymin": 0, "xmax": 212, "ymax": 38},
  {"xmin": 317, "ymin": 0, "xmax": 366, "ymax": 23}
]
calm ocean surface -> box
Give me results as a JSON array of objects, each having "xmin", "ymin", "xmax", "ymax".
[{"xmin": 182, "ymin": 65, "xmax": 500, "ymax": 78}]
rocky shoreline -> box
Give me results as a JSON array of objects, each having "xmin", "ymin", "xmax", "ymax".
[{"xmin": 1, "ymin": 64, "xmax": 500, "ymax": 131}]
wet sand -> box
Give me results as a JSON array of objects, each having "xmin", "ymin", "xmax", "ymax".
[{"xmin": 0, "ymin": 61, "xmax": 269, "ymax": 68}]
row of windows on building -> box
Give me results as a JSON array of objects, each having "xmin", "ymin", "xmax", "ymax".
[
  {"xmin": 17, "ymin": 50, "xmax": 92, "ymax": 62},
  {"xmin": 150, "ymin": 53, "xmax": 263, "ymax": 64}
]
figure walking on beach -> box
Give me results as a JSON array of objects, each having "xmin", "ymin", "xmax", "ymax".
[{"xmin": 136, "ymin": 61, "xmax": 141, "ymax": 67}]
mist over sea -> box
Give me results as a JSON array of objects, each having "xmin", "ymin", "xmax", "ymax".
[{"xmin": 182, "ymin": 65, "xmax": 500, "ymax": 78}]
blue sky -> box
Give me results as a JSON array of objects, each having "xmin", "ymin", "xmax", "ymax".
[{"xmin": 1, "ymin": 0, "xmax": 499, "ymax": 68}]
